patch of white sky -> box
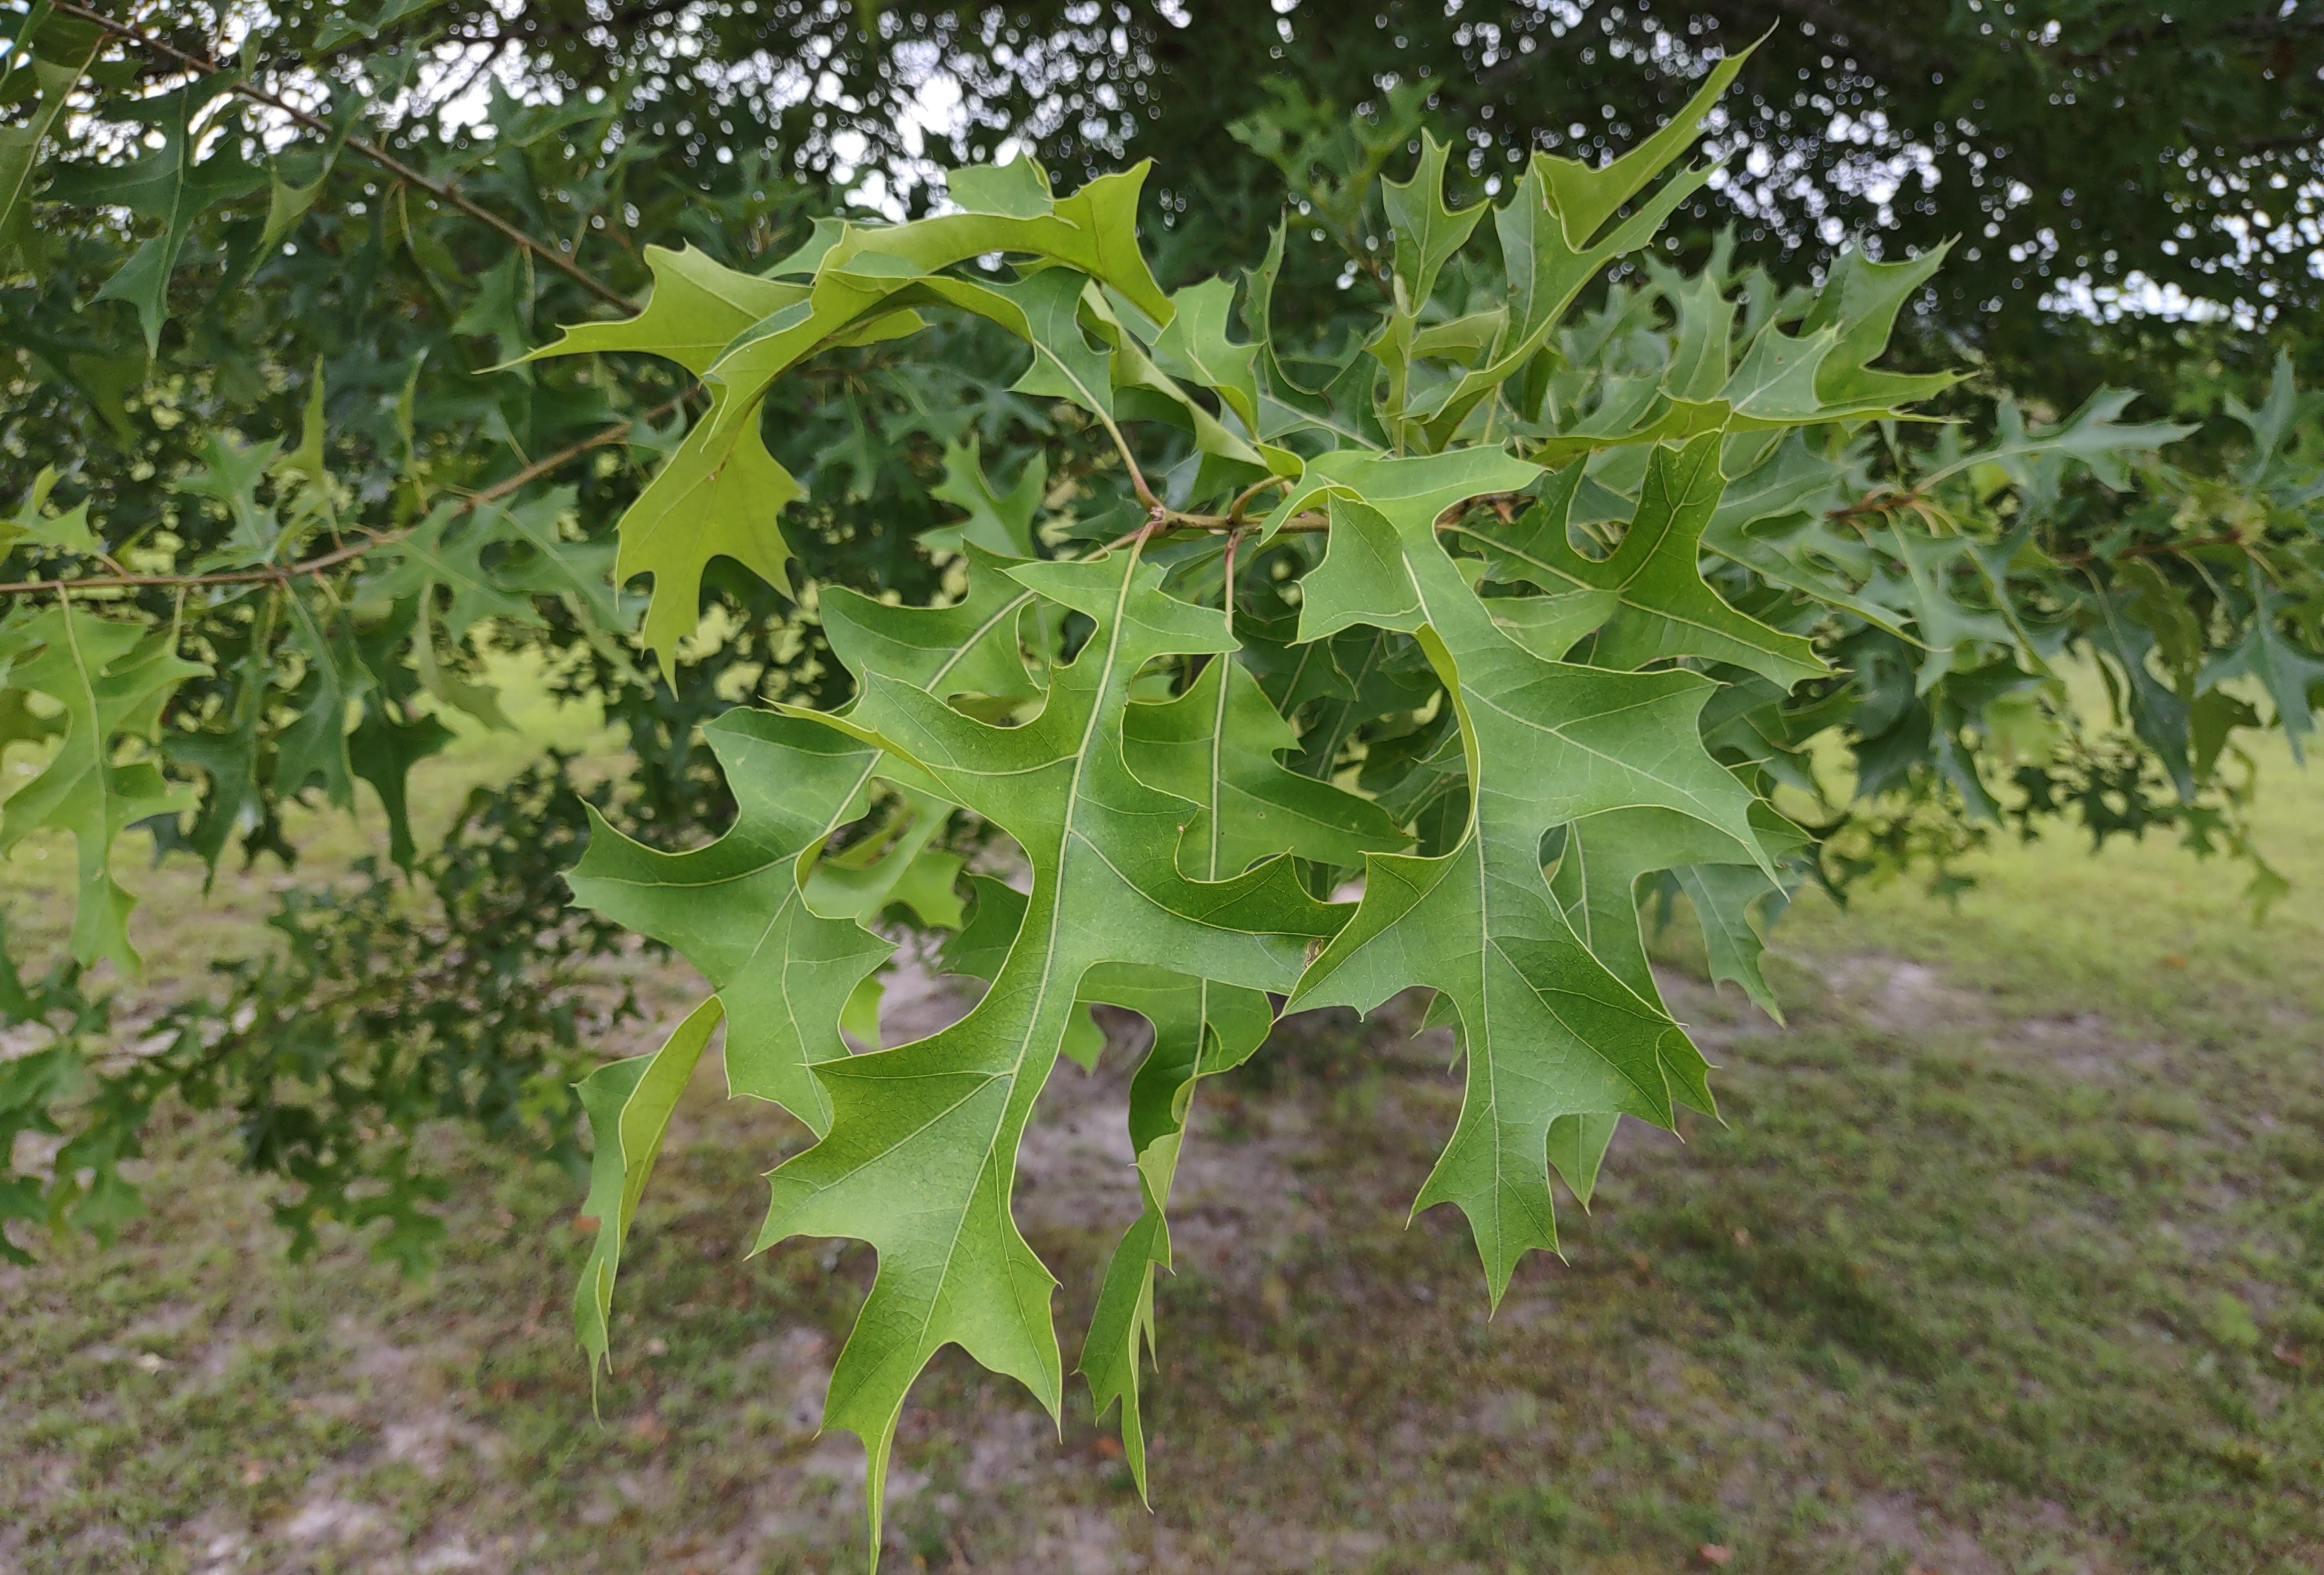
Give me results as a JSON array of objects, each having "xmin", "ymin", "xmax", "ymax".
[
  {"xmin": 1299, "ymin": 0, "xmax": 2321, "ymax": 330},
  {"xmin": 404, "ymin": 0, "xmax": 1159, "ymax": 220}
]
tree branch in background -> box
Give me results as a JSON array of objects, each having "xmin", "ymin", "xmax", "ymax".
[
  {"xmin": 51, "ymin": 0, "xmax": 633, "ymax": 310},
  {"xmin": 0, "ymin": 395, "xmax": 680, "ymax": 597}
]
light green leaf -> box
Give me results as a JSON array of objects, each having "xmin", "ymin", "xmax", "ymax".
[
  {"xmin": 1382, "ymin": 133, "xmax": 1488, "ymax": 310},
  {"xmin": 1795, "ymin": 244, "xmax": 1959, "ymax": 413},
  {"xmin": 1152, "ymin": 277, "xmax": 1262, "ymax": 435},
  {"xmin": 566, "ymin": 711, "xmax": 885, "ymax": 1131},
  {"xmin": 571, "ymin": 997, "xmax": 723, "ymax": 1402},
  {"xmin": 757, "ymin": 547, "xmax": 1343, "ymax": 1559},
  {"xmin": 523, "ymin": 244, "xmax": 806, "ymax": 377},
  {"xmin": 1121, "ymin": 651, "xmax": 1410, "ymax": 876},
  {"xmin": 925, "ymin": 434, "xmax": 1045, "ymax": 558},
  {"xmin": 946, "ymin": 155, "xmax": 1053, "ymax": 218},
  {"xmin": 0, "ymin": 46, "xmax": 94, "ymax": 259},
  {"xmin": 804, "ymin": 788, "xmax": 965, "ymax": 930},
  {"xmin": 0, "ymin": 604, "xmax": 206, "ymax": 974},
  {"xmin": 539, "ymin": 164, "xmax": 1179, "ymax": 672},
  {"xmin": 614, "ymin": 389, "xmax": 803, "ymax": 674},
  {"xmin": 1264, "ymin": 443, "xmax": 1541, "ymax": 546},
  {"xmin": 1287, "ymin": 458, "xmax": 1767, "ymax": 1298},
  {"xmin": 1452, "ymin": 435, "xmax": 1829, "ymax": 688},
  {"xmin": 1297, "ymin": 496, "xmax": 1428, "ymax": 640},
  {"xmin": 1396, "ymin": 53, "xmax": 1738, "ymax": 449},
  {"xmin": 1532, "ymin": 49, "xmax": 1750, "ymax": 248},
  {"xmin": 3, "ymin": 467, "xmax": 95, "ymax": 556}
]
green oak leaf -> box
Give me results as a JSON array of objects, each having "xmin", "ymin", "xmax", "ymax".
[
  {"xmin": 271, "ymin": 598, "xmax": 373, "ymax": 812},
  {"xmin": 176, "ymin": 433, "xmax": 291, "ymax": 572},
  {"xmin": 2, "ymin": 467, "xmax": 96, "ymax": 556},
  {"xmin": 934, "ymin": 872, "xmax": 1274, "ymax": 1489},
  {"xmin": 1242, "ymin": 223, "xmax": 1389, "ymax": 450},
  {"xmin": 1552, "ymin": 797, "xmax": 1805, "ymax": 1030},
  {"xmin": 1382, "ymin": 132, "xmax": 1487, "ymax": 312},
  {"xmin": 349, "ymin": 705, "xmax": 456, "ymax": 872},
  {"xmin": 523, "ymin": 244, "xmax": 806, "ymax": 376},
  {"xmin": 1152, "ymin": 276, "xmax": 1261, "ymax": 435},
  {"xmin": 1982, "ymin": 388, "xmax": 2197, "ymax": 494},
  {"xmin": 1405, "ymin": 52, "xmax": 1743, "ymax": 448},
  {"xmin": 360, "ymin": 497, "xmax": 532, "ymax": 636},
  {"xmin": 0, "ymin": 44, "xmax": 94, "ymax": 262},
  {"xmin": 1795, "ymin": 245, "xmax": 1960, "ymax": 413},
  {"xmin": 803, "ymin": 788, "xmax": 965, "ymax": 931},
  {"xmin": 606, "ymin": 388, "xmax": 804, "ymax": 674},
  {"xmin": 1074, "ymin": 961, "xmax": 1272, "ymax": 1496},
  {"xmin": 0, "ymin": 604, "xmax": 206, "ymax": 973},
  {"xmin": 1676, "ymin": 861, "xmax": 1792, "ymax": 1021},
  {"xmin": 1121, "ymin": 654, "xmax": 1410, "ymax": 876},
  {"xmin": 1863, "ymin": 526, "xmax": 2020, "ymax": 690},
  {"xmin": 1081, "ymin": 600, "xmax": 1405, "ymax": 1480},
  {"xmin": 535, "ymin": 164, "xmax": 1175, "ymax": 671},
  {"xmin": 257, "ymin": 166, "xmax": 327, "ymax": 256},
  {"xmin": 484, "ymin": 488, "xmax": 627, "ymax": 634},
  {"xmin": 1451, "ymin": 433, "xmax": 1829, "ymax": 688},
  {"xmin": 1531, "ymin": 51, "xmax": 1751, "ymax": 250},
  {"xmin": 2086, "ymin": 588, "xmax": 2196, "ymax": 798},
  {"xmin": 566, "ymin": 710, "xmax": 885, "ymax": 1130},
  {"xmin": 1286, "ymin": 455, "xmax": 1769, "ymax": 1298},
  {"xmin": 569, "ymin": 545, "xmax": 1039, "ymax": 1125},
  {"xmin": 946, "ymin": 155, "xmax": 1054, "ymax": 217},
  {"xmin": 925, "ymin": 434, "xmax": 1045, "ymax": 557},
  {"xmin": 572, "ymin": 996, "xmax": 723, "ymax": 1403},
  {"xmin": 170, "ymin": 595, "xmax": 281, "ymax": 880},
  {"xmin": 51, "ymin": 81, "xmax": 265, "ymax": 355},
  {"xmin": 450, "ymin": 252, "xmax": 535, "ymax": 374},
  {"xmin": 2203, "ymin": 564, "xmax": 2324, "ymax": 763},
  {"xmin": 1263, "ymin": 443, "xmax": 1542, "ymax": 546},
  {"xmin": 817, "ymin": 543, "xmax": 1041, "ymax": 704},
  {"xmin": 756, "ymin": 547, "xmax": 1344, "ymax": 1559}
]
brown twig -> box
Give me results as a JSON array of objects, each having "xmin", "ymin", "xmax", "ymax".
[
  {"xmin": 0, "ymin": 397, "xmax": 679, "ymax": 597},
  {"xmin": 2053, "ymin": 532, "xmax": 2247, "ymax": 567},
  {"xmin": 51, "ymin": 0, "xmax": 632, "ymax": 311}
]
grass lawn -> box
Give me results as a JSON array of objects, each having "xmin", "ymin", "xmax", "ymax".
[{"xmin": 3, "ymin": 720, "xmax": 2322, "ymax": 1573}]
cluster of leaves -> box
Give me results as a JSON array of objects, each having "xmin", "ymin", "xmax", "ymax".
[
  {"xmin": 533, "ymin": 66, "xmax": 2321, "ymax": 1560},
  {"xmin": 1, "ymin": 8, "xmax": 2320, "ymax": 1559}
]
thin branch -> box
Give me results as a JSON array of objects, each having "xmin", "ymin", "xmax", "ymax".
[
  {"xmin": 1159, "ymin": 486, "xmax": 1542, "ymax": 539},
  {"xmin": 51, "ymin": 0, "xmax": 631, "ymax": 311},
  {"xmin": 0, "ymin": 398, "xmax": 679, "ymax": 598},
  {"xmin": 1226, "ymin": 474, "xmax": 1290, "ymax": 525},
  {"xmin": 2053, "ymin": 532, "xmax": 2248, "ymax": 567}
]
